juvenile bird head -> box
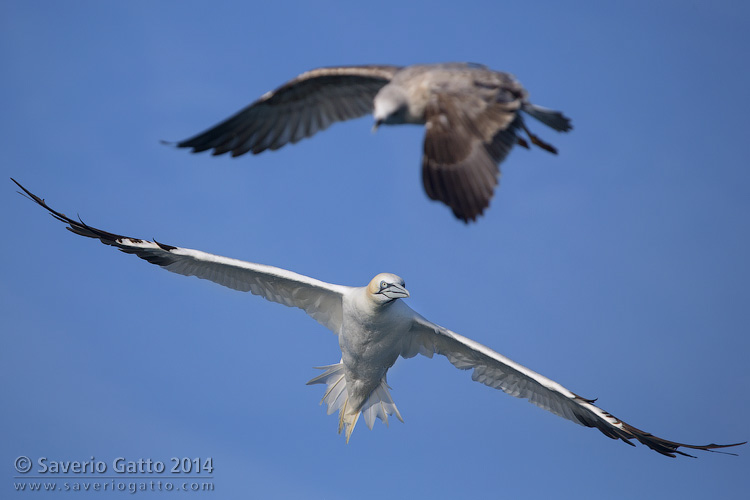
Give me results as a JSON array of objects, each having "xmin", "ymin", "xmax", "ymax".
[
  {"xmin": 367, "ymin": 273, "xmax": 410, "ymax": 304},
  {"xmin": 372, "ymin": 85, "xmax": 410, "ymax": 131}
]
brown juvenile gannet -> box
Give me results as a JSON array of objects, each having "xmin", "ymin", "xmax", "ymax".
[
  {"xmin": 14, "ymin": 179, "xmax": 744, "ymax": 457},
  {"xmin": 170, "ymin": 63, "xmax": 572, "ymax": 223}
]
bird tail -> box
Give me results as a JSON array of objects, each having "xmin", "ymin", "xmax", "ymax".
[
  {"xmin": 307, "ymin": 362, "xmax": 403, "ymax": 443},
  {"xmin": 522, "ymin": 103, "xmax": 573, "ymax": 132}
]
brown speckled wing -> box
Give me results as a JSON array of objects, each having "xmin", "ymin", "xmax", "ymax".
[
  {"xmin": 176, "ymin": 65, "xmax": 401, "ymax": 156},
  {"xmin": 421, "ymin": 92, "xmax": 522, "ymax": 222}
]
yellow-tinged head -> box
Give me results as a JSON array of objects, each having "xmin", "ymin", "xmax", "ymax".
[{"xmin": 366, "ymin": 273, "xmax": 410, "ymax": 303}]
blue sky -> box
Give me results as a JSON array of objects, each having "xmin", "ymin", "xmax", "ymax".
[{"xmin": 2, "ymin": 1, "xmax": 749, "ymax": 498}]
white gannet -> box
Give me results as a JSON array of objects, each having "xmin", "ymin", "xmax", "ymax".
[
  {"xmin": 170, "ymin": 63, "xmax": 572, "ymax": 223},
  {"xmin": 14, "ymin": 179, "xmax": 744, "ymax": 457}
]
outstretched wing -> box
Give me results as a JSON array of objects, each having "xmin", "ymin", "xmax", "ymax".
[
  {"xmin": 13, "ymin": 179, "xmax": 350, "ymax": 334},
  {"xmin": 401, "ymin": 313, "xmax": 745, "ymax": 457},
  {"xmin": 174, "ymin": 65, "xmax": 402, "ymax": 156}
]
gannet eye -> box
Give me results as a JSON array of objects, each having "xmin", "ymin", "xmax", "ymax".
[{"xmin": 380, "ymin": 281, "xmax": 387, "ymax": 289}]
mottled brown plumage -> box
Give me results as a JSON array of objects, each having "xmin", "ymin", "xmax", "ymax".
[{"xmin": 172, "ymin": 63, "xmax": 572, "ymax": 222}]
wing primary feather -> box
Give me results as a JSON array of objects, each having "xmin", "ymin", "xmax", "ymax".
[
  {"xmin": 405, "ymin": 314, "xmax": 745, "ymax": 457},
  {"xmin": 173, "ymin": 66, "xmax": 399, "ymax": 157},
  {"xmin": 13, "ymin": 178, "xmax": 348, "ymax": 333}
]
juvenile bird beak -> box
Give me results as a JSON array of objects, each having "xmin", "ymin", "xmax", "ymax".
[{"xmin": 372, "ymin": 119, "xmax": 383, "ymax": 133}]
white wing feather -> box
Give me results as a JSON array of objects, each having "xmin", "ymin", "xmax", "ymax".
[
  {"xmin": 15, "ymin": 180, "xmax": 349, "ymax": 334},
  {"xmin": 401, "ymin": 312, "xmax": 743, "ymax": 457},
  {"xmin": 402, "ymin": 314, "xmax": 594, "ymax": 424}
]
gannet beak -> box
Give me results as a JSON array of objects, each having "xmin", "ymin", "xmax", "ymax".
[
  {"xmin": 371, "ymin": 119, "xmax": 383, "ymax": 133},
  {"xmin": 381, "ymin": 283, "xmax": 409, "ymax": 300}
]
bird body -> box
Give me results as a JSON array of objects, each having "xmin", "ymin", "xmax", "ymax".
[
  {"xmin": 332, "ymin": 277, "xmax": 411, "ymax": 439},
  {"xmin": 173, "ymin": 62, "xmax": 572, "ymax": 222},
  {"xmin": 373, "ymin": 63, "xmax": 525, "ymax": 128},
  {"xmin": 340, "ymin": 279, "xmax": 408, "ymax": 393},
  {"xmin": 14, "ymin": 179, "xmax": 744, "ymax": 456}
]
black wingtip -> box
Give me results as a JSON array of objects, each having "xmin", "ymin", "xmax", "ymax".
[
  {"xmin": 703, "ymin": 441, "xmax": 747, "ymax": 457},
  {"xmin": 12, "ymin": 177, "xmax": 43, "ymax": 205},
  {"xmin": 154, "ymin": 239, "xmax": 177, "ymax": 251}
]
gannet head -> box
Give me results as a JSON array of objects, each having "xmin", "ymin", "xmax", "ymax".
[
  {"xmin": 367, "ymin": 273, "xmax": 410, "ymax": 304},
  {"xmin": 372, "ymin": 85, "xmax": 409, "ymax": 131}
]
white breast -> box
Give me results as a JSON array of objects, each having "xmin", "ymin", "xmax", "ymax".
[{"xmin": 338, "ymin": 289, "xmax": 412, "ymax": 400}]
